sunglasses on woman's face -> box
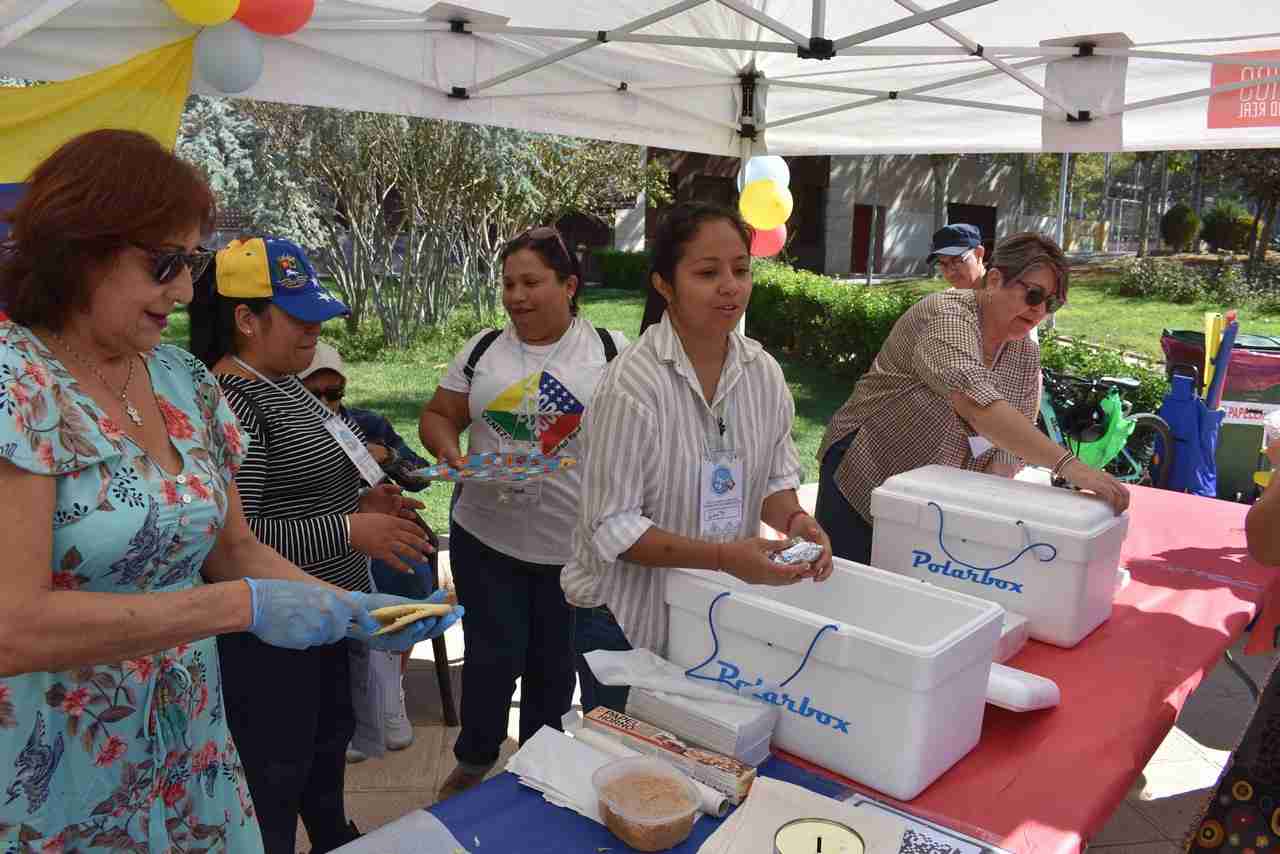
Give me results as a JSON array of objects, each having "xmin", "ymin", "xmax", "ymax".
[
  {"xmin": 311, "ymin": 386, "xmax": 345, "ymax": 403},
  {"xmin": 134, "ymin": 243, "xmax": 215, "ymax": 285},
  {"xmin": 1014, "ymin": 279, "xmax": 1064, "ymax": 314}
]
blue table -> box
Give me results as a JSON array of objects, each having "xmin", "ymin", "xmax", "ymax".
[{"xmin": 429, "ymin": 757, "xmax": 847, "ymax": 853}]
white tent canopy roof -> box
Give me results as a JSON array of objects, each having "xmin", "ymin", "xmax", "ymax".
[{"xmin": 4, "ymin": 0, "xmax": 1280, "ymax": 155}]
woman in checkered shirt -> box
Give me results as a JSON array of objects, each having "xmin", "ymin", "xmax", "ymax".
[{"xmin": 816, "ymin": 232, "xmax": 1129, "ymax": 564}]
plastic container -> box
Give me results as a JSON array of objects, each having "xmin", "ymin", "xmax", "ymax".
[
  {"xmin": 665, "ymin": 559, "xmax": 1002, "ymax": 801},
  {"xmin": 593, "ymin": 756, "xmax": 700, "ymax": 852},
  {"xmin": 870, "ymin": 465, "xmax": 1129, "ymax": 648}
]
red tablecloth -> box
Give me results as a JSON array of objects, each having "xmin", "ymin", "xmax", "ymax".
[{"xmin": 780, "ymin": 485, "xmax": 1277, "ymax": 854}]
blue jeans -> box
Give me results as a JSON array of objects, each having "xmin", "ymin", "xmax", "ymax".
[
  {"xmin": 571, "ymin": 605, "xmax": 632, "ymax": 713},
  {"xmin": 815, "ymin": 432, "xmax": 875, "ymax": 565},
  {"xmin": 449, "ymin": 521, "xmax": 574, "ymax": 770}
]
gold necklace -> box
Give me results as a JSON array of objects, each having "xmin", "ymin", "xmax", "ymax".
[{"xmin": 51, "ymin": 332, "xmax": 143, "ymax": 426}]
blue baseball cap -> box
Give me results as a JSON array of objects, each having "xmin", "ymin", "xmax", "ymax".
[
  {"xmin": 928, "ymin": 223, "xmax": 983, "ymax": 262},
  {"xmin": 216, "ymin": 237, "xmax": 349, "ymax": 324}
]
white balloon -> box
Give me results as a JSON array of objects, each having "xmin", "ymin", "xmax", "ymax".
[
  {"xmin": 736, "ymin": 155, "xmax": 791, "ymax": 191},
  {"xmin": 196, "ymin": 21, "xmax": 264, "ymax": 94}
]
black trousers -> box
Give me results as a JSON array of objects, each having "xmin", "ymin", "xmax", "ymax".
[
  {"xmin": 814, "ymin": 432, "xmax": 876, "ymax": 565},
  {"xmin": 449, "ymin": 519, "xmax": 575, "ymax": 770},
  {"xmin": 218, "ymin": 633, "xmax": 359, "ymax": 854}
]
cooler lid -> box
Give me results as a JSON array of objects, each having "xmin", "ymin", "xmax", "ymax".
[{"xmin": 872, "ymin": 464, "xmax": 1124, "ymax": 536}]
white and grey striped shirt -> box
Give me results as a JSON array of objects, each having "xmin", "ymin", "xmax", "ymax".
[{"xmin": 560, "ymin": 312, "xmax": 802, "ymax": 654}]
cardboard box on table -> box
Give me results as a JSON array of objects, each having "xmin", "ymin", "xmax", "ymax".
[{"xmin": 871, "ymin": 465, "xmax": 1129, "ymax": 648}]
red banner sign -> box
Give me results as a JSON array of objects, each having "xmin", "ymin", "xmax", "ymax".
[{"xmin": 1207, "ymin": 50, "xmax": 1280, "ymax": 129}]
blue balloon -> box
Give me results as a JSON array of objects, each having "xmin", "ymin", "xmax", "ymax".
[
  {"xmin": 196, "ymin": 21, "xmax": 264, "ymax": 94},
  {"xmin": 737, "ymin": 155, "xmax": 791, "ymax": 192}
]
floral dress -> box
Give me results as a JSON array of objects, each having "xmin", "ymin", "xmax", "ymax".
[{"xmin": 0, "ymin": 322, "xmax": 262, "ymax": 853}]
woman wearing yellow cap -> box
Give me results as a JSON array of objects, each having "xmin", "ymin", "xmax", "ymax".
[{"xmin": 188, "ymin": 238, "xmax": 457, "ymax": 854}]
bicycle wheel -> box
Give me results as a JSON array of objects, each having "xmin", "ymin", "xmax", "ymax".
[{"xmin": 1106, "ymin": 413, "xmax": 1175, "ymax": 488}]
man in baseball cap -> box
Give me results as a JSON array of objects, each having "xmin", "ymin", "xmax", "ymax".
[
  {"xmin": 927, "ymin": 223, "xmax": 986, "ymax": 290},
  {"xmin": 216, "ymin": 236, "xmax": 349, "ymax": 323}
]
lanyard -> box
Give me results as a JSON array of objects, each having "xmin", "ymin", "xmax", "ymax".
[{"xmin": 232, "ymin": 356, "xmax": 334, "ymax": 426}]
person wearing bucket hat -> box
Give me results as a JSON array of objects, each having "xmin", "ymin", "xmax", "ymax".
[{"xmin": 188, "ymin": 238, "xmax": 457, "ymax": 854}]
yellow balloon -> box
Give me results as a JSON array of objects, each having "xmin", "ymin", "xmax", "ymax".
[
  {"xmin": 739, "ymin": 178, "xmax": 793, "ymax": 231},
  {"xmin": 166, "ymin": 0, "xmax": 239, "ymax": 27}
]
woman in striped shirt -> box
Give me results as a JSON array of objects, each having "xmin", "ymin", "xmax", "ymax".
[
  {"xmin": 189, "ymin": 237, "xmax": 455, "ymax": 854},
  {"xmin": 561, "ymin": 204, "xmax": 835, "ymax": 714}
]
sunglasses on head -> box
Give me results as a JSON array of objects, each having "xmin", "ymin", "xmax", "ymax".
[
  {"xmin": 1013, "ymin": 279, "xmax": 1064, "ymax": 314},
  {"xmin": 133, "ymin": 243, "xmax": 215, "ymax": 285},
  {"xmin": 518, "ymin": 226, "xmax": 571, "ymax": 263},
  {"xmin": 312, "ymin": 386, "xmax": 345, "ymax": 403}
]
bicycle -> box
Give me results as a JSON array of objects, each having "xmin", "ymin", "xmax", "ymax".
[{"xmin": 1038, "ymin": 368, "xmax": 1175, "ymax": 489}]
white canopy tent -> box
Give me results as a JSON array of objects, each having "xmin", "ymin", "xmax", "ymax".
[{"xmin": 3, "ymin": 0, "xmax": 1280, "ymax": 157}]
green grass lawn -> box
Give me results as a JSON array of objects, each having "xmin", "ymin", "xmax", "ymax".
[{"xmin": 166, "ymin": 274, "xmax": 1280, "ymax": 531}]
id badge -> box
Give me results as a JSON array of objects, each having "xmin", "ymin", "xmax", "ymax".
[
  {"xmin": 498, "ymin": 440, "xmax": 543, "ymax": 506},
  {"xmin": 325, "ymin": 417, "xmax": 386, "ymax": 487},
  {"xmin": 700, "ymin": 449, "xmax": 745, "ymax": 539}
]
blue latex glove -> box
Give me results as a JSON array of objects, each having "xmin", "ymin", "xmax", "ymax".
[
  {"xmin": 347, "ymin": 589, "xmax": 463, "ymax": 653},
  {"xmin": 244, "ymin": 578, "xmax": 366, "ymax": 650}
]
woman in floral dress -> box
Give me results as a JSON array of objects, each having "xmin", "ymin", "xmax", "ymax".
[{"xmin": 0, "ymin": 131, "xmax": 412, "ymax": 852}]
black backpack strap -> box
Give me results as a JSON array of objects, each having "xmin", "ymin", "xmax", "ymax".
[
  {"xmin": 596, "ymin": 326, "xmax": 618, "ymax": 362},
  {"xmin": 463, "ymin": 329, "xmax": 503, "ymax": 383}
]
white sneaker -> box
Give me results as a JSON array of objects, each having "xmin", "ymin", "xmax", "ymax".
[
  {"xmin": 386, "ymin": 679, "xmax": 413, "ymax": 751},
  {"xmin": 346, "ymin": 745, "xmax": 368, "ymax": 763}
]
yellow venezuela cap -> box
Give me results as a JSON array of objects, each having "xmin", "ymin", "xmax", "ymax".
[{"xmin": 215, "ymin": 237, "xmax": 348, "ymax": 323}]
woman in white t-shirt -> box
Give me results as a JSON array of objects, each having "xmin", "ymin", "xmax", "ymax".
[{"xmin": 419, "ymin": 227, "xmax": 627, "ymax": 800}]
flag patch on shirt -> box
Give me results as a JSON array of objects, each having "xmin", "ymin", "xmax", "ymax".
[{"xmin": 482, "ymin": 371, "xmax": 584, "ymax": 455}]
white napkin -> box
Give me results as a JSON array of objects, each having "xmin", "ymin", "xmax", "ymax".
[
  {"xmin": 699, "ymin": 778, "xmax": 905, "ymax": 854},
  {"xmin": 329, "ymin": 810, "xmax": 467, "ymax": 853},
  {"xmin": 506, "ymin": 726, "xmax": 612, "ymax": 823},
  {"xmin": 585, "ymin": 649, "xmax": 767, "ymax": 707}
]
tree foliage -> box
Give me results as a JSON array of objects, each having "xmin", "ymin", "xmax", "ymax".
[{"xmin": 234, "ymin": 103, "xmax": 669, "ymax": 347}]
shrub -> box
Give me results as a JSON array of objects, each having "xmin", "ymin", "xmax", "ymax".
[
  {"xmin": 1201, "ymin": 201, "xmax": 1255, "ymax": 252},
  {"xmin": 747, "ymin": 260, "xmax": 923, "ymax": 380},
  {"xmin": 1039, "ymin": 336, "xmax": 1169, "ymax": 415},
  {"xmin": 593, "ymin": 249, "xmax": 649, "ymax": 291},
  {"xmin": 1111, "ymin": 258, "xmax": 1209, "ymax": 303},
  {"xmin": 1160, "ymin": 203, "xmax": 1200, "ymax": 252}
]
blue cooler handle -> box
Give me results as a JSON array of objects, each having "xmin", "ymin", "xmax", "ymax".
[{"xmin": 684, "ymin": 591, "xmax": 839, "ymax": 691}]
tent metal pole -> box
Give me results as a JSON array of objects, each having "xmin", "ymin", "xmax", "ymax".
[
  {"xmin": 472, "ymin": 81, "xmax": 737, "ymax": 100},
  {"xmin": 1108, "ymin": 70, "xmax": 1280, "ymax": 116},
  {"xmin": 769, "ymin": 80, "xmax": 1046, "ymax": 118},
  {"xmin": 902, "ymin": 57, "xmax": 1052, "ymax": 96},
  {"xmin": 614, "ymin": 33, "xmax": 798, "ymax": 51},
  {"xmin": 1095, "ymin": 47, "xmax": 1280, "ymax": 65},
  {"xmin": 1056, "ymin": 152, "xmax": 1070, "ymax": 248},
  {"xmin": 466, "ymin": 0, "xmax": 709, "ymax": 94},
  {"xmin": 892, "ymin": 0, "xmax": 1078, "ymax": 117},
  {"xmin": 831, "ymin": 0, "xmax": 998, "ymax": 51},
  {"xmin": 867, "ymin": 155, "xmax": 881, "ymax": 286},
  {"xmin": 764, "ymin": 96, "xmax": 890, "ymax": 130},
  {"xmin": 715, "ymin": 0, "xmax": 808, "ymax": 47},
  {"xmin": 1, "ymin": 0, "xmax": 85, "ymax": 49},
  {"xmin": 812, "ymin": 0, "xmax": 825, "ymax": 39}
]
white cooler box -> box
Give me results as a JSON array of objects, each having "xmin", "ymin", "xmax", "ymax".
[
  {"xmin": 664, "ymin": 559, "xmax": 1002, "ymax": 801},
  {"xmin": 870, "ymin": 465, "xmax": 1129, "ymax": 648}
]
